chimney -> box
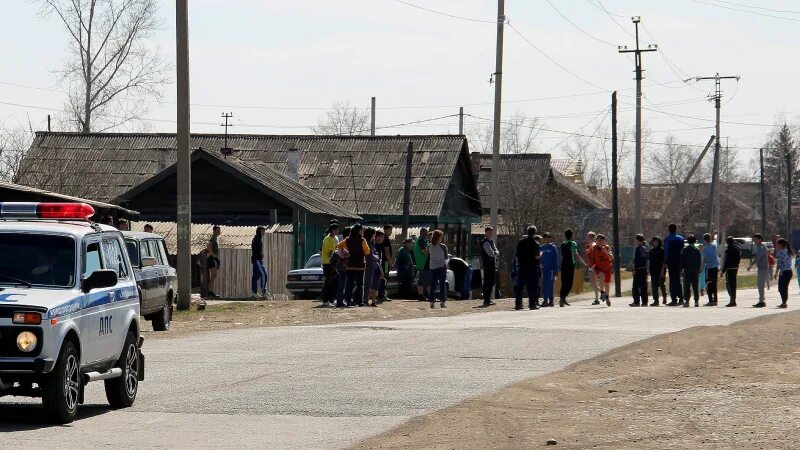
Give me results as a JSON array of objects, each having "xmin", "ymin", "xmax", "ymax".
[
  {"xmin": 287, "ymin": 148, "xmax": 300, "ymax": 181},
  {"xmin": 470, "ymin": 151, "xmax": 482, "ymax": 179}
]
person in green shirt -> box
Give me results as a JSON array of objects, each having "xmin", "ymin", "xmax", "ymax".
[
  {"xmin": 320, "ymin": 223, "xmax": 339, "ymax": 307},
  {"xmin": 413, "ymin": 227, "xmax": 430, "ymax": 301},
  {"xmin": 559, "ymin": 228, "xmax": 585, "ymax": 307}
]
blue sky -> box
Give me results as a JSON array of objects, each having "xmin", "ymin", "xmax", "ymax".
[{"xmin": 1, "ymin": 0, "xmax": 798, "ymax": 161}]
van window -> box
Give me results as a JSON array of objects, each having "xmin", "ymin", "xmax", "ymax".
[{"xmin": 102, "ymin": 237, "xmax": 128, "ymax": 279}]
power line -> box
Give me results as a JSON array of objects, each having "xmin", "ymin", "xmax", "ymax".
[
  {"xmin": 389, "ymin": 0, "xmax": 497, "ymax": 24},
  {"xmin": 507, "ymin": 23, "xmax": 610, "ymax": 92},
  {"xmin": 546, "ymin": 107, "xmax": 610, "ymax": 153},
  {"xmin": 711, "ymin": 0, "xmax": 800, "ymax": 14},
  {"xmin": 687, "ymin": 0, "xmax": 800, "ymax": 21},
  {"xmin": 544, "ymin": 0, "xmax": 617, "ymax": 47}
]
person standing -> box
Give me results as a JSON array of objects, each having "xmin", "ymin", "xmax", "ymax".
[
  {"xmin": 251, "ymin": 226, "xmax": 268, "ymax": 298},
  {"xmin": 648, "ymin": 237, "xmax": 666, "ymax": 306},
  {"xmin": 345, "ymin": 224, "xmax": 370, "ymax": 307},
  {"xmin": 774, "ymin": 238, "xmax": 793, "ymax": 309},
  {"xmin": 747, "ymin": 233, "xmax": 769, "ymax": 308},
  {"xmin": 396, "ymin": 238, "xmax": 416, "ymax": 299},
  {"xmin": 207, "ymin": 225, "xmax": 222, "ymax": 299},
  {"xmin": 559, "ymin": 228, "xmax": 585, "ymax": 307},
  {"xmin": 414, "ymin": 228, "xmax": 430, "ymax": 301},
  {"xmin": 515, "ymin": 226, "xmax": 541, "ymax": 310},
  {"xmin": 720, "ymin": 236, "xmax": 741, "ymax": 307},
  {"xmin": 681, "ymin": 234, "xmax": 702, "ymax": 307},
  {"xmin": 335, "ymin": 226, "xmax": 351, "ymax": 308},
  {"xmin": 363, "ymin": 228, "xmax": 382, "ymax": 307},
  {"xmin": 320, "ymin": 223, "xmax": 339, "ymax": 307},
  {"xmin": 588, "ymin": 234, "xmax": 613, "ymax": 306},
  {"xmin": 663, "ymin": 224, "xmax": 685, "ymax": 306},
  {"xmin": 539, "ymin": 232, "xmax": 560, "ymax": 307},
  {"xmin": 584, "ymin": 232, "xmax": 601, "ymax": 304},
  {"xmin": 481, "ymin": 226, "xmax": 500, "ymax": 307},
  {"xmin": 701, "ymin": 233, "xmax": 720, "ymax": 306},
  {"xmin": 377, "ymin": 224, "xmax": 394, "ymax": 302},
  {"xmin": 427, "ymin": 230, "xmax": 449, "ymax": 308},
  {"xmin": 630, "ymin": 234, "xmax": 649, "ymax": 307}
]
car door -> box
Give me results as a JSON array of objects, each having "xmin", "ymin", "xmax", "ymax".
[
  {"xmin": 138, "ymin": 239, "xmax": 159, "ymax": 313},
  {"xmin": 80, "ymin": 235, "xmax": 111, "ymax": 365},
  {"xmin": 100, "ymin": 234, "xmax": 132, "ymax": 361},
  {"xmin": 144, "ymin": 239, "xmax": 167, "ymax": 310}
]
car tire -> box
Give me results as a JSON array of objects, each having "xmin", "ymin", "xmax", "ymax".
[
  {"xmin": 104, "ymin": 331, "xmax": 139, "ymax": 408},
  {"xmin": 151, "ymin": 295, "xmax": 172, "ymax": 332},
  {"xmin": 41, "ymin": 339, "xmax": 80, "ymax": 424}
]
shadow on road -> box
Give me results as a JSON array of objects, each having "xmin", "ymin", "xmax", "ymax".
[{"xmin": 0, "ymin": 403, "xmax": 112, "ymax": 431}]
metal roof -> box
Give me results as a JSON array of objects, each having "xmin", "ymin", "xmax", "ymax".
[
  {"xmin": 117, "ymin": 149, "xmax": 361, "ymax": 219},
  {"xmin": 20, "ymin": 132, "xmax": 481, "ymax": 219}
]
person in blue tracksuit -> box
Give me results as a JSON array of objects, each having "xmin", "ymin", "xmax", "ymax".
[
  {"xmin": 539, "ymin": 232, "xmax": 560, "ymax": 307},
  {"xmin": 663, "ymin": 223, "xmax": 686, "ymax": 306}
]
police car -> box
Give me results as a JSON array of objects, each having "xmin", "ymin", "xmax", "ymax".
[{"xmin": 0, "ymin": 202, "xmax": 144, "ymax": 424}]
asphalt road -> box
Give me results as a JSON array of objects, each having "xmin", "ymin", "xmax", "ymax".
[{"xmin": 1, "ymin": 285, "xmax": 796, "ymax": 449}]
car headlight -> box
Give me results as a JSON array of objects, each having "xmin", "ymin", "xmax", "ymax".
[{"xmin": 16, "ymin": 331, "xmax": 37, "ymax": 353}]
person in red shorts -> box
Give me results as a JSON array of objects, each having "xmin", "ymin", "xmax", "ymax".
[{"xmin": 588, "ymin": 234, "xmax": 614, "ymax": 306}]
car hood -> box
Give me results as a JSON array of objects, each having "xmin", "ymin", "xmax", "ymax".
[
  {"xmin": 0, "ymin": 286, "xmax": 82, "ymax": 310},
  {"xmin": 0, "ymin": 285, "xmax": 138, "ymax": 318}
]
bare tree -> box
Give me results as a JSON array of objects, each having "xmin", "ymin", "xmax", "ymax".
[
  {"xmin": 0, "ymin": 127, "xmax": 34, "ymax": 182},
  {"xmin": 37, "ymin": 0, "xmax": 170, "ymax": 132},
  {"xmin": 646, "ymin": 134, "xmax": 697, "ymax": 184},
  {"xmin": 311, "ymin": 101, "xmax": 370, "ymax": 135},
  {"xmin": 465, "ymin": 112, "xmax": 542, "ymax": 155}
]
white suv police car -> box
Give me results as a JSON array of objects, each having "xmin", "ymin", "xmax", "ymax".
[{"xmin": 0, "ymin": 202, "xmax": 144, "ymax": 423}]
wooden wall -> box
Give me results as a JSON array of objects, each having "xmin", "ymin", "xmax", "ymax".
[{"xmin": 215, "ymin": 233, "xmax": 293, "ymax": 298}]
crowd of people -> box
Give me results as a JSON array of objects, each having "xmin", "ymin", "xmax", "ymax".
[{"xmin": 506, "ymin": 222, "xmax": 796, "ymax": 310}]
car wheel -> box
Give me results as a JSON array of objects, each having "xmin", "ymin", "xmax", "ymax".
[
  {"xmin": 104, "ymin": 331, "xmax": 139, "ymax": 408},
  {"xmin": 41, "ymin": 339, "xmax": 80, "ymax": 424},
  {"xmin": 151, "ymin": 295, "xmax": 172, "ymax": 332}
]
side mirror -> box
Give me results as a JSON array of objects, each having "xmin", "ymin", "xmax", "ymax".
[
  {"xmin": 82, "ymin": 269, "xmax": 118, "ymax": 293},
  {"xmin": 141, "ymin": 256, "xmax": 158, "ymax": 267}
]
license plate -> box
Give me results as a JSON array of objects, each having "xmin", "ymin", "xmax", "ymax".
[{"xmin": 301, "ymin": 275, "xmax": 318, "ymax": 281}]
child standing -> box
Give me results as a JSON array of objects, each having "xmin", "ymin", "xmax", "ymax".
[
  {"xmin": 396, "ymin": 238, "xmax": 416, "ymax": 299},
  {"xmin": 630, "ymin": 234, "xmax": 648, "ymax": 307},
  {"xmin": 588, "ymin": 234, "xmax": 614, "ymax": 306},
  {"xmin": 539, "ymin": 233, "xmax": 560, "ymax": 307},
  {"xmin": 774, "ymin": 238, "xmax": 794, "ymax": 309},
  {"xmin": 427, "ymin": 230, "xmax": 449, "ymax": 308},
  {"xmin": 701, "ymin": 233, "xmax": 720, "ymax": 306}
]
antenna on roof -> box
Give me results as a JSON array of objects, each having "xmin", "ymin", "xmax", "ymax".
[{"xmin": 220, "ymin": 112, "xmax": 235, "ymax": 158}]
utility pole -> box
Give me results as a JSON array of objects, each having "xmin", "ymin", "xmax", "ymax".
[
  {"xmin": 694, "ymin": 73, "xmax": 739, "ymax": 241},
  {"xmin": 611, "ymin": 92, "xmax": 621, "ymax": 297},
  {"xmin": 458, "ymin": 107, "xmax": 464, "ymax": 135},
  {"xmin": 220, "ymin": 112, "xmax": 233, "ymax": 157},
  {"xmin": 618, "ymin": 16, "xmax": 657, "ymax": 237},
  {"xmin": 370, "ymin": 97, "xmax": 376, "ymax": 136},
  {"xmin": 401, "ymin": 141, "xmax": 414, "ymax": 236},
  {"xmin": 489, "ymin": 0, "xmax": 505, "ymax": 234},
  {"xmin": 787, "ymin": 150, "xmax": 793, "ymax": 241},
  {"xmin": 175, "ymin": 0, "xmax": 191, "ymax": 311},
  {"xmin": 760, "ymin": 148, "xmax": 767, "ymax": 235}
]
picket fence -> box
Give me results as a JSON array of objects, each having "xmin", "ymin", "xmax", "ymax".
[{"xmin": 214, "ymin": 233, "xmax": 293, "ymax": 298}]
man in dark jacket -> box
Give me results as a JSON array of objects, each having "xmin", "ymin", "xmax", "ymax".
[
  {"xmin": 720, "ymin": 236, "xmax": 741, "ymax": 307},
  {"xmin": 251, "ymin": 226, "xmax": 267, "ymax": 297},
  {"xmin": 515, "ymin": 226, "xmax": 541, "ymax": 310},
  {"xmin": 681, "ymin": 234, "xmax": 702, "ymax": 307},
  {"xmin": 630, "ymin": 234, "xmax": 649, "ymax": 307},
  {"xmin": 663, "ymin": 223, "xmax": 686, "ymax": 306}
]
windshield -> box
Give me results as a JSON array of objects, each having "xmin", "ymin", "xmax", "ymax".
[
  {"xmin": 304, "ymin": 255, "xmax": 321, "ymax": 268},
  {"xmin": 0, "ymin": 233, "xmax": 76, "ymax": 287}
]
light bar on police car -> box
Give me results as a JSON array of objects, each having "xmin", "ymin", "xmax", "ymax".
[{"xmin": 0, "ymin": 202, "xmax": 96, "ymax": 220}]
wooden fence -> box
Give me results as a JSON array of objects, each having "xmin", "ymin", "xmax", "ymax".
[{"xmin": 215, "ymin": 233, "xmax": 293, "ymax": 298}]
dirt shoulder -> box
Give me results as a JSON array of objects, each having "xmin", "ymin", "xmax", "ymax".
[
  {"xmin": 143, "ymin": 298, "xmax": 520, "ymax": 339},
  {"xmin": 352, "ymin": 310, "xmax": 800, "ymax": 449}
]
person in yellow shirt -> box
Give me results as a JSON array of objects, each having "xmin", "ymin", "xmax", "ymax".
[{"xmin": 320, "ymin": 223, "xmax": 339, "ymax": 307}]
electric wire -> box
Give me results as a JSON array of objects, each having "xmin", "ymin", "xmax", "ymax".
[{"xmin": 389, "ymin": 0, "xmax": 497, "ymax": 24}]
